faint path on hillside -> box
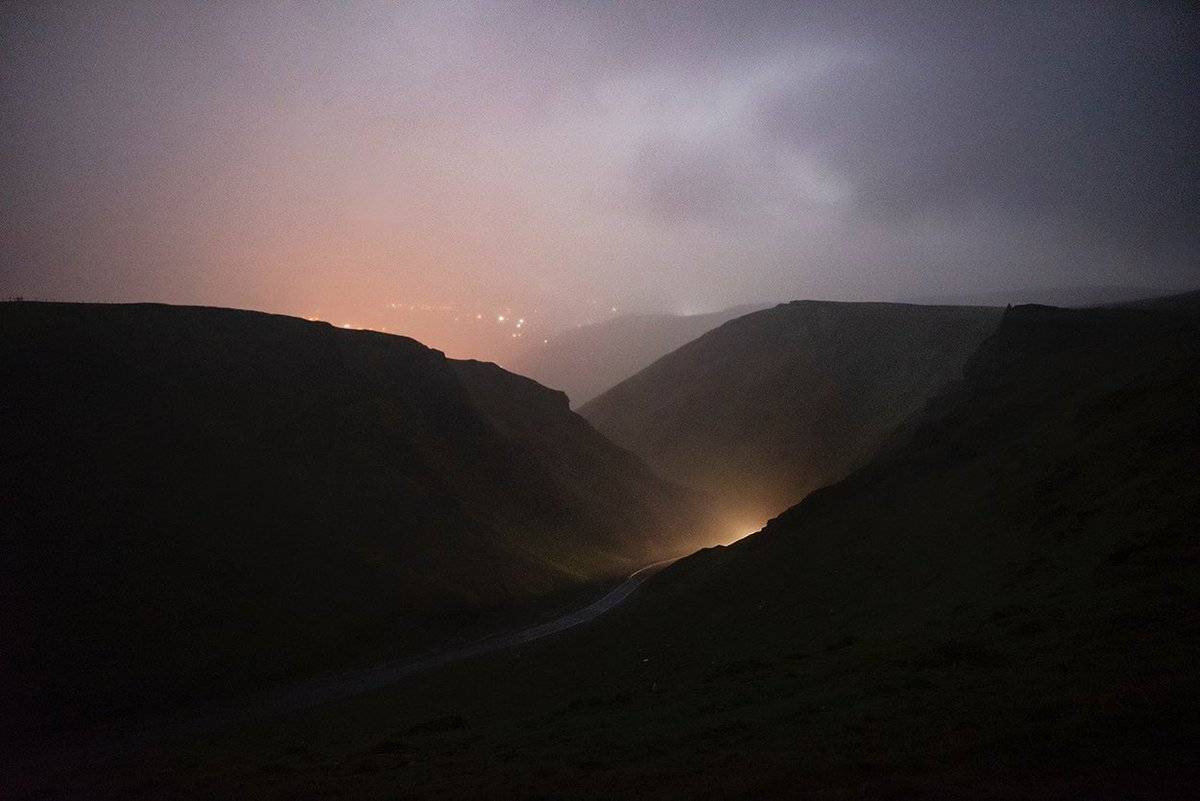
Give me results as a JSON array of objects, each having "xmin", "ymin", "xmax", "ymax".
[
  {"xmin": 15, "ymin": 557, "xmax": 682, "ymax": 791},
  {"xmin": 256, "ymin": 556, "xmax": 679, "ymax": 715},
  {"xmin": 91, "ymin": 553, "xmax": 676, "ymax": 748}
]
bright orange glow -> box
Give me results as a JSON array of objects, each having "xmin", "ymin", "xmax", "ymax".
[{"xmin": 721, "ymin": 522, "xmax": 767, "ymax": 546}]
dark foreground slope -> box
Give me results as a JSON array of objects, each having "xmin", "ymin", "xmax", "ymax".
[
  {"xmin": 0, "ymin": 302, "xmax": 711, "ymax": 731},
  {"xmin": 122, "ymin": 300, "xmax": 1199, "ymax": 801},
  {"xmin": 582, "ymin": 301, "xmax": 1002, "ymax": 526},
  {"xmin": 507, "ymin": 305, "xmax": 766, "ymax": 407}
]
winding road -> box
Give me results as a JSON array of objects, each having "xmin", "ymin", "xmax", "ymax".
[
  {"xmin": 259, "ymin": 556, "xmax": 678, "ymax": 714},
  {"xmin": 42, "ymin": 557, "xmax": 683, "ymax": 771}
]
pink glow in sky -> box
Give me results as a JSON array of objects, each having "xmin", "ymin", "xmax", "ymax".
[{"xmin": 3, "ymin": 2, "xmax": 1196, "ymax": 361}]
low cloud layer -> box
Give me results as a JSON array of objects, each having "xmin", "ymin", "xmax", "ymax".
[{"xmin": 2, "ymin": 1, "xmax": 1196, "ymax": 357}]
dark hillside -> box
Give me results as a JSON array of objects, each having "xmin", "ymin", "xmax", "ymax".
[
  {"xmin": 0, "ymin": 302, "xmax": 712, "ymax": 733},
  {"xmin": 582, "ymin": 300, "xmax": 1003, "ymax": 527},
  {"xmin": 1118, "ymin": 288, "xmax": 1200, "ymax": 310},
  {"xmin": 507, "ymin": 305, "xmax": 767, "ymax": 406},
  {"xmin": 450, "ymin": 360, "xmax": 704, "ymax": 569},
  {"xmin": 139, "ymin": 299, "xmax": 1200, "ymax": 800}
]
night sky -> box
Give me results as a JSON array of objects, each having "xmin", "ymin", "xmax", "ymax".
[{"xmin": 3, "ymin": 2, "xmax": 1197, "ymax": 361}]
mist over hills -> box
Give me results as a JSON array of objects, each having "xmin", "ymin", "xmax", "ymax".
[
  {"xmin": 569, "ymin": 297, "xmax": 1200, "ymax": 796},
  {"xmin": 141, "ymin": 296, "xmax": 1200, "ymax": 800},
  {"xmin": 0, "ymin": 302, "xmax": 714, "ymax": 728},
  {"xmin": 5, "ymin": 0, "xmax": 1198, "ymax": 795},
  {"xmin": 635, "ymin": 297, "xmax": 1200, "ymax": 670},
  {"xmin": 506, "ymin": 305, "xmax": 768, "ymax": 407},
  {"xmin": 907, "ymin": 285, "xmax": 1192, "ymax": 309},
  {"xmin": 581, "ymin": 300, "xmax": 1003, "ymax": 527},
  {"xmin": 7, "ymin": 295, "xmax": 1200, "ymax": 800}
]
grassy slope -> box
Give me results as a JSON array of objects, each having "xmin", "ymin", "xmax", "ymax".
[
  {"xmin": 111, "ymin": 301, "xmax": 1199, "ymax": 801},
  {"xmin": 0, "ymin": 302, "xmax": 712, "ymax": 733},
  {"xmin": 581, "ymin": 300, "xmax": 1003, "ymax": 528},
  {"xmin": 450, "ymin": 359, "xmax": 711, "ymax": 571}
]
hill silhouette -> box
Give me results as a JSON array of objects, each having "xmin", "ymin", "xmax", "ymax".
[
  {"xmin": 581, "ymin": 300, "xmax": 1003, "ymax": 527},
  {"xmin": 507, "ymin": 305, "xmax": 767, "ymax": 406},
  {"xmin": 0, "ymin": 302, "xmax": 714, "ymax": 730},
  {"xmin": 138, "ymin": 297, "xmax": 1200, "ymax": 800},
  {"xmin": 907, "ymin": 284, "xmax": 1190, "ymax": 308},
  {"xmin": 10, "ymin": 297, "xmax": 1200, "ymax": 800}
]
